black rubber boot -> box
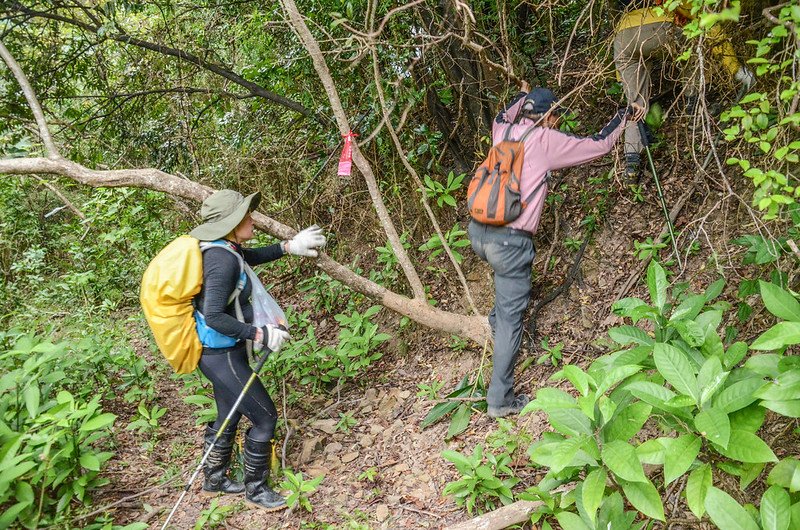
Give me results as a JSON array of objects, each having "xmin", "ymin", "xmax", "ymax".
[
  {"xmin": 243, "ymin": 433, "xmax": 287, "ymax": 512},
  {"xmin": 202, "ymin": 424, "xmax": 245, "ymax": 495}
]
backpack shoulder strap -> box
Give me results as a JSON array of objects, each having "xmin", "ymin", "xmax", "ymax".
[
  {"xmin": 199, "ymin": 240, "xmax": 246, "ymax": 316},
  {"xmin": 503, "ymin": 124, "xmax": 537, "ymax": 143}
]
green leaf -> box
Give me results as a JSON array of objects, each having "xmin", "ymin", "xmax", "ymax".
[
  {"xmin": 560, "ymin": 365, "xmax": 590, "ymax": 396},
  {"xmin": 608, "ymin": 325, "xmax": 654, "ymax": 346},
  {"xmin": 602, "ymin": 440, "xmax": 646, "ymax": 483},
  {"xmin": 79, "ymin": 453, "xmax": 101, "ymax": 471},
  {"xmin": 768, "ymin": 458, "xmax": 800, "ymax": 492},
  {"xmin": 555, "ymin": 511, "xmax": 591, "ymax": 530},
  {"xmin": 724, "ymin": 342, "xmax": 749, "ymax": 369},
  {"xmin": 421, "ymin": 401, "xmax": 461, "ymax": 428},
  {"xmin": 446, "ymin": 404, "xmax": 472, "ymax": 440},
  {"xmin": 625, "ymin": 381, "xmax": 678, "ymax": 411},
  {"xmin": 548, "ymin": 408, "xmax": 593, "ymax": 437},
  {"xmin": 686, "ymin": 463, "xmax": 712, "ymax": 518},
  {"xmin": 442, "ymin": 450, "xmax": 473, "ymax": 474},
  {"xmin": 653, "ymin": 343, "xmax": 699, "ymax": 403},
  {"xmin": 761, "ymin": 400, "xmax": 800, "ymax": 417},
  {"xmin": 23, "ymin": 385, "xmax": 39, "ymax": 420},
  {"xmin": 759, "ymin": 281, "xmax": 800, "ymax": 321},
  {"xmin": 647, "ymin": 261, "xmax": 668, "ymax": 312},
  {"xmin": 671, "ymin": 319, "xmax": 706, "ymax": 347},
  {"xmin": 671, "ymin": 294, "xmax": 707, "ymax": 321},
  {"xmin": 664, "ymin": 434, "xmax": 701, "ymax": 484},
  {"xmin": 620, "ymin": 478, "xmax": 665, "ymax": 521},
  {"xmin": 549, "ymin": 436, "xmax": 585, "ymax": 473},
  {"xmin": 705, "ymin": 277, "xmax": 726, "ymax": 301},
  {"xmin": 636, "ymin": 439, "xmax": 665, "ymax": 465},
  {"xmin": 80, "ymin": 412, "xmax": 116, "ymax": 432},
  {"xmin": 705, "ymin": 486, "xmax": 760, "ymax": 530},
  {"xmin": 695, "ymin": 407, "xmax": 731, "ymax": 448},
  {"xmin": 752, "ymin": 322, "xmax": 800, "ymax": 350},
  {"xmin": 582, "ymin": 468, "xmax": 607, "ymax": 524},
  {"xmin": 715, "ymin": 378, "xmax": 764, "ymax": 413},
  {"xmin": 760, "ymin": 485, "xmax": 791, "ymax": 530},
  {"xmin": 716, "ymin": 430, "xmax": 777, "ymax": 463},
  {"xmin": 605, "ymin": 402, "xmax": 651, "ymax": 442}
]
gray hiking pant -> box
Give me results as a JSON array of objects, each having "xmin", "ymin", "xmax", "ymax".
[
  {"xmin": 468, "ymin": 221, "xmax": 535, "ymax": 409},
  {"xmin": 614, "ymin": 22, "xmax": 689, "ymax": 157}
]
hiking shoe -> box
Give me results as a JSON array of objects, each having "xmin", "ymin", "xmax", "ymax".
[{"xmin": 487, "ymin": 394, "xmax": 530, "ymax": 419}]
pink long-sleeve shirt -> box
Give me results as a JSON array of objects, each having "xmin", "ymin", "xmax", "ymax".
[{"xmin": 492, "ymin": 93, "xmax": 627, "ymax": 235}]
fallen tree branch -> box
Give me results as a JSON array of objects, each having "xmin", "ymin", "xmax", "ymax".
[{"xmin": 443, "ymin": 500, "xmax": 544, "ymax": 530}]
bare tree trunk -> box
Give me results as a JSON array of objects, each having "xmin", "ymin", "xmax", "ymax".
[{"xmin": 279, "ymin": 0, "xmax": 426, "ymax": 301}]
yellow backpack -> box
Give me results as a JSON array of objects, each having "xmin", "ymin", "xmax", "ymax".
[{"xmin": 140, "ymin": 236, "xmax": 205, "ymax": 373}]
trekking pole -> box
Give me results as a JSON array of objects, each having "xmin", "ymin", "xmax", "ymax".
[
  {"xmin": 638, "ymin": 120, "xmax": 682, "ymax": 269},
  {"xmin": 161, "ymin": 345, "xmax": 274, "ymax": 530}
]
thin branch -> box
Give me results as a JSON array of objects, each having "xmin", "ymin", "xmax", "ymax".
[
  {"xmin": 34, "ymin": 176, "xmax": 86, "ymax": 219},
  {"xmin": 0, "ymin": 39, "xmax": 59, "ymax": 157},
  {"xmin": 8, "ymin": 4, "xmax": 322, "ymax": 123},
  {"xmin": 280, "ymin": 0, "xmax": 427, "ymax": 301}
]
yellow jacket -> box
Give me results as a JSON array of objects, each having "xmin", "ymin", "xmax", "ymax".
[{"xmin": 616, "ymin": 4, "xmax": 741, "ymax": 76}]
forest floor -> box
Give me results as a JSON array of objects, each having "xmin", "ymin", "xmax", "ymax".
[{"xmin": 92, "ymin": 116, "xmax": 784, "ymax": 529}]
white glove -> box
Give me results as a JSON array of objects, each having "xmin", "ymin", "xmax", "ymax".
[
  {"xmin": 257, "ymin": 324, "xmax": 290, "ymax": 352},
  {"xmin": 285, "ymin": 225, "xmax": 326, "ymax": 257},
  {"xmin": 735, "ymin": 67, "xmax": 755, "ymax": 90}
]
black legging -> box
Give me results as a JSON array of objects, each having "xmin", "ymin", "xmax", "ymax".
[{"xmin": 198, "ymin": 343, "xmax": 277, "ymax": 442}]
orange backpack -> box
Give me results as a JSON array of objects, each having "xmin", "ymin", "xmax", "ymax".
[{"xmin": 467, "ymin": 126, "xmax": 540, "ymax": 225}]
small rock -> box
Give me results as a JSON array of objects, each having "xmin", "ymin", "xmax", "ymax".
[
  {"xmin": 364, "ymin": 388, "xmax": 378, "ymax": 402},
  {"xmin": 376, "ymin": 504, "xmax": 389, "ymax": 522},
  {"xmin": 361, "ymin": 404, "xmax": 373, "ymax": 414},
  {"xmin": 341, "ymin": 451, "xmax": 359, "ymax": 464},
  {"xmin": 324, "ymin": 442, "xmax": 343, "ymax": 454},
  {"xmin": 300, "ymin": 436, "xmax": 322, "ymax": 464},
  {"xmin": 306, "ymin": 465, "xmax": 327, "ymax": 478},
  {"xmin": 387, "ymin": 495, "xmax": 401, "ymax": 504},
  {"xmin": 398, "ymin": 390, "xmax": 411, "ymax": 399},
  {"xmin": 392, "ymin": 463, "xmax": 410, "ymax": 473},
  {"xmin": 370, "ymin": 424, "xmax": 384, "ymax": 435},
  {"xmin": 312, "ymin": 419, "xmax": 337, "ymax": 435},
  {"xmin": 358, "ymin": 434, "xmax": 374, "ymax": 448}
]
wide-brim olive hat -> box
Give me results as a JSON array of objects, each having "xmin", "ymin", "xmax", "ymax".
[{"xmin": 189, "ymin": 189, "xmax": 261, "ymax": 241}]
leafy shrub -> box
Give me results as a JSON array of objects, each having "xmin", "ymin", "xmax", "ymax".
[{"xmin": 0, "ymin": 332, "xmax": 119, "ymax": 528}]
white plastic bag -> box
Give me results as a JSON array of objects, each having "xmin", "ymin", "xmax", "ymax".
[{"xmin": 244, "ymin": 264, "xmax": 288, "ymax": 330}]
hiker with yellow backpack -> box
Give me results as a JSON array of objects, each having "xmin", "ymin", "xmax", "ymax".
[
  {"xmin": 141, "ymin": 189, "xmax": 325, "ymax": 513},
  {"xmin": 613, "ymin": 0, "xmax": 754, "ymax": 181}
]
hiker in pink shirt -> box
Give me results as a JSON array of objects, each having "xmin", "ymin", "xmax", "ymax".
[{"xmin": 469, "ymin": 84, "xmax": 640, "ymax": 418}]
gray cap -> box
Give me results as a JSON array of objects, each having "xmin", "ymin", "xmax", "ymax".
[{"xmin": 189, "ymin": 189, "xmax": 261, "ymax": 241}]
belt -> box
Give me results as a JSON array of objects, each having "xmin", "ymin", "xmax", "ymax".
[{"xmin": 469, "ymin": 220, "xmax": 533, "ymax": 239}]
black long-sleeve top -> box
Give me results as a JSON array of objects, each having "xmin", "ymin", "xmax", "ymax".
[{"xmin": 195, "ymin": 241, "xmax": 284, "ymax": 341}]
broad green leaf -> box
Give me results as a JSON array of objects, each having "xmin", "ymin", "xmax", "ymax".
[
  {"xmin": 653, "ymin": 343, "xmax": 699, "ymax": 403},
  {"xmin": 695, "ymin": 407, "xmax": 731, "ymax": 448},
  {"xmin": 671, "ymin": 319, "xmax": 706, "ymax": 347},
  {"xmin": 23, "ymin": 385, "xmax": 39, "ymax": 420},
  {"xmin": 442, "ymin": 450, "xmax": 472, "ymax": 474},
  {"xmin": 759, "ymin": 281, "xmax": 800, "ymax": 322},
  {"xmin": 79, "ymin": 453, "xmax": 101, "ymax": 471},
  {"xmin": 760, "ymin": 485, "xmax": 791, "ymax": 530},
  {"xmin": 705, "ymin": 277, "xmax": 726, "ymax": 301},
  {"xmin": 686, "ymin": 463, "xmax": 712, "ymax": 518},
  {"xmin": 761, "ymin": 400, "xmax": 800, "ymax": 417},
  {"xmin": 705, "ymin": 486, "xmax": 760, "ymax": 530},
  {"xmin": 724, "ymin": 342, "xmax": 749, "ymax": 369},
  {"xmin": 701, "ymin": 329, "xmax": 725, "ymax": 360},
  {"xmin": 625, "ymin": 381, "xmax": 679, "ymax": 411},
  {"xmin": 608, "ymin": 326, "xmax": 653, "ymax": 346},
  {"xmin": 560, "ymin": 365, "xmax": 590, "ymax": 396},
  {"xmin": 620, "ymin": 478, "xmax": 665, "ymax": 521},
  {"xmin": 604, "ymin": 402, "xmax": 651, "ymax": 442},
  {"xmin": 715, "ymin": 378, "xmax": 765, "ymax": 413},
  {"xmin": 530, "ymin": 388, "xmax": 577, "ymax": 410},
  {"xmin": 664, "ymin": 434, "xmax": 701, "ymax": 484},
  {"xmin": 636, "ymin": 439, "xmax": 665, "ymax": 465},
  {"xmin": 549, "ymin": 436, "xmax": 585, "ymax": 473},
  {"xmin": 602, "ymin": 440, "xmax": 646, "ymax": 483},
  {"xmin": 612, "ymin": 297, "xmax": 649, "ymax": 318},
  {"xmin": 730, "ymin": 405, "xmax": 766, "ymax": 433},
  {"xmin": 80, "ymin": 412, "xmax": 116, "ymax": 432},
  {"xmin": 752, "ymin": 322, "xmax": 800, "ymax": 350},
  {"xmin": 446, "ymin": 404, "xmax": 472, "ymax": 439},
  {"xmin": 582, "ymin": 468, "xmax": 607, "ymax": 524},
  {"xmin": 548, "ymin": 408, "xmax": 593, "ymax": 437},
  {"xmin": 421, "ymin": 401, "xmax": 461, "ymax": 428},
  {"xmin": 717, "ymin": 430, "xmax": 777, "ymax": 463},
  {"xmin": 0, "ymin": 502, "xmax": 27, "ymax": 529},
  {"xmin": 595, "ymin": 365, "xmax": 642, "ymax": 396},
  {"xmin": 768, "ymin": 458, "xmax": 800, "ymax": 492},
  {"xmin": 555, "ymin": 511, "xmax": 591, "ymax": 530},
  {"xmin": 671, "ymin": 294, "xmax": 706, "ymax": 321},
  {"xmin": 746, "ymin": 354, "xmax": 782, "ymax": 377},
  {"xmin": 647, "ymin": 261, "xmax": 667, "ymax": 312}
]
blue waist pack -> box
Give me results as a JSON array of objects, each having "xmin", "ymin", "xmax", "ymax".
[{"xmin": 195, "ymin": 310, "xmax": 238, "ymax": 348}]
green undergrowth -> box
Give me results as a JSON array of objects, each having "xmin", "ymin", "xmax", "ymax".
[{"xmin": 440, "ymin": 260, "xmax": 800, "ymax": 529}]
